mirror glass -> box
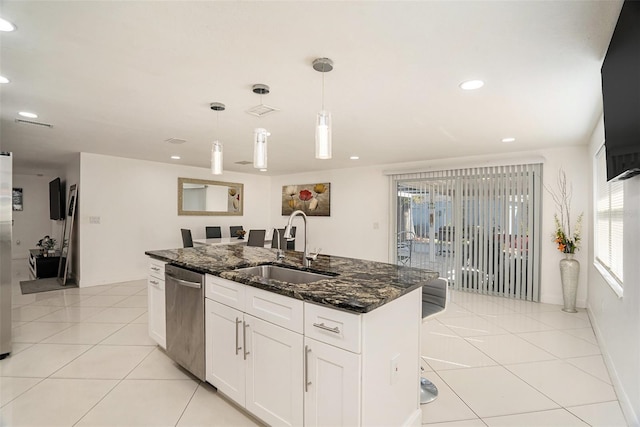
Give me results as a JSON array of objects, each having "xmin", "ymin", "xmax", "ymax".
[{"xmin": 178, "ymin": 177, "xmax": 243, "ymax": 216}]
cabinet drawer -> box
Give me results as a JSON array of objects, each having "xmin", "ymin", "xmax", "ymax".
[
  {"xmin": 206, "ymin": 274, "xmax": 245, "ymax": 311},
  {"xmin": 244, "ymin": 286, "xmax": 303, "ymax": 334},
  {"xmin": 149, "ymin": 259, "xmax": 166, "ymax": 280},
  {"xmin": 304, "ymin": 303, "xmax": 361, "ymax": 353},
  {"xmin": 147, "ymin": 275, "xmax": 164, "ymax": 291}
]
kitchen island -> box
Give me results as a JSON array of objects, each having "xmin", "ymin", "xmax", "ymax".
[{"xmin": 146, "ymin": 245, "xmax": 438, "ymax": 427}]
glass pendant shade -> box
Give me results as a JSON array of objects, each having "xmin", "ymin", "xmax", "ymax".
[
  {"xmin": 253, "ymin": 128, "xmax": 268, "ymax": 169},
  {"xmin": 315, "ymin": 110, "xmax": 332, "ymax": 159},
  {"xmin": 211, "ymin": 140, "xmax": 223, "ymax": 175}
]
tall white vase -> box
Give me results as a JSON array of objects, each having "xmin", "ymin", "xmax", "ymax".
[{"xmin": 559, "ymin": 253, "xmax": 579, "ymax": 313}]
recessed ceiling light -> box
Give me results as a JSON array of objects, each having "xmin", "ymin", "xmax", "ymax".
[
  {"xmin": 502, "ymin": 137, "xmax": 516, "ymax": 143},
  {"xmin": 0, "ymin": 76, "xmax": 9, "ymax": 84},
  {"xmin": 170, "ymin": 155, "xmax": 181, "ymax": 160},
  {"xmin": 18, "ymin": 111, "xmax": 38, "ymax": 119},
  {"xmin": 350, "ymin": 156, "xmax": 360, "ymax": 160},
  {"xmin": 459, "ymin": 80, "xmax": 484, "ymax": 90},
  {"xmin": 259, "ymin": 168, "xmax": 267, "ymax": 172},
  {"xmin": 0, "ymin": 18, "xmax": 16, "ymax": 32}
]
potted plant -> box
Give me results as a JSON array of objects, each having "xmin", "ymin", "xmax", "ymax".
[
  {"xmin": 547, "ymin": 170, "xmax": 583, "ymax": 313},
  {"xmin": 37, "ymin": 235, "xmax": 57, "ymax": 257}
]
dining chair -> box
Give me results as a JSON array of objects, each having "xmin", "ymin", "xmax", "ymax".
[
  {"xmin": 284, "ymin": 226, "xmax": 296, "ymax": 250},
  {"xmin": 181, "ymin": 229, "xmax": 193, "ymax": 248},
  {"xmin": 229, "ymin": 226, "xmax": 244, "ymax": 238},
  {"xmin": 271, "ymin": 228, "xmax": 288, "ymax": 250},
  {"xmin": 246, "ymin": 229, "xmax": 266, "ymax": 247},
  {"xmin": 205, "ymin": 226, "xmax": 222, "ymax": 239}
]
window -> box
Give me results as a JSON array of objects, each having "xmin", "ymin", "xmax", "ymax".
[{"xmin": 595, "ymin": 145, "xmax": 624, "ymax": 293}]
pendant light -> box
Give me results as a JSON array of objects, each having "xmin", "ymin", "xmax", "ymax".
[
  {"xmin": 251, "ymin": 84, "xmax": 271, "ymax": 169},
  {"xmin": 210, "ymin": 102, "xmax": 225, "ymax": 175},
  {"xmin": 253, "ymin": 128, "xmax": 268, "ymax": 169},
  {"xmin": 313, "ymin": 57, "xmax": 333, "ymax": 159}
]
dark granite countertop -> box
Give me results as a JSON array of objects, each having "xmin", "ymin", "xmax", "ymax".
[{"xmin": 145, "ymin": 245, "xmax": 438, "ymax": 314}]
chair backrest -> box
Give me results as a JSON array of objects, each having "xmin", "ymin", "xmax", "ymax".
[
  {"xmin": 181, "ymin": 229, "xmax": 193, "ymax": 248},
  {"xmin": 422, "ymin": 278, "xmax": 448, "ymax": 320},
  {"xmin": 205, "ymin": 226, "xmax": 222, "ymax": 239},
  {"xmin": 271, "ymin": 227, "xmax": 296, "ymax": 250},
  {"xmin": 229, "ymin": 226, "xmax": 244, "ymax": 238},
  {"xmin": 271, "ymin": 229, "xmax": 286, "ymax": 249},
  {"xmin": 285, "ymin": 226, "xmax": 296, "ymax": 250},
  {"xmin": 247, "ymin": 229, "xmax": 266, "ymax": 247}
]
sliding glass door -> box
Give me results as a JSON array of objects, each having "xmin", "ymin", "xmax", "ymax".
[{"xmin": 392, "ymin": 164, "xmax": 542, "ymax": 301}]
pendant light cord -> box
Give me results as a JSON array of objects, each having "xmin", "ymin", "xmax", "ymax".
[{"xmin": 321, "ymin": 66, "xmax": 325, "ymax": 111}]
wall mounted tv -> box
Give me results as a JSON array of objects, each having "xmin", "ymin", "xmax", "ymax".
[
  {"xmin": 601, "ymin": 0, "xmax": 640, "ymax": 182},
  {"xmin": 49, "ymin": 178, "xmax": 65, "ymax": 220}
]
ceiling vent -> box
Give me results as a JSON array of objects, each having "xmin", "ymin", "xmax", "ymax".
[
  {"xmin": 234, "ymin": 160, "xmax": 252, "ymax": 165},
  {"xmin": 246, "ymin": 83, "xmax": 280, "ymax": 117},
  {"xmin": 15, "ymin": 119, "xmax": 53, "ymax": 128},
  {"xmin": 246, "ymin": 104, "xmax": 280, "ymax": 117},
  {"xmin": 164, "ymin": 138, "xmax": 187, "ymax": 144}
]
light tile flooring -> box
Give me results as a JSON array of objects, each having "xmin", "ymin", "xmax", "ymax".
[{"xmin": 1, "ymin": 260, "xmax": 629, "ymax": 426}]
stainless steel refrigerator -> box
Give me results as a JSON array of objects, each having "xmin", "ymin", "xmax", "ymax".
[{"xmin": 0, "ymin": 152, "xmax": 12, "ymax": 359}]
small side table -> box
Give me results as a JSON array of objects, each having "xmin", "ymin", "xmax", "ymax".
[{"xmin": 28, "ymin": 249, "xmax": 62, "ymax": 279}]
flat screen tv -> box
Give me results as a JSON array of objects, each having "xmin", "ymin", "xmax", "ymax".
[
  {"xmin": 601, "ymin": 0, "xmax": 640, "ymax": 182},
  {"xmin": 49, "ymin": 178, "xmax": 65, "ymax": 220}
]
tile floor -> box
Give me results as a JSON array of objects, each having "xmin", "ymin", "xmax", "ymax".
[{"xmin": 0, "ymin": 260, "xmax": 629, "ymax": 426}]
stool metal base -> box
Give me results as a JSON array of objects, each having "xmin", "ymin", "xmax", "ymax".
[{"xmin": 420, "ymin": 377, "xmax": 438, "ymax": 404}]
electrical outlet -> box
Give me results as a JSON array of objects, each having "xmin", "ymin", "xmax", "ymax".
[
  {"xmin": 390, "ymin": 354, "xmax": 400, "ymax": 385},
  {"xmin": 373, "ymin": 222, "xmax": 379, "ymax": 230},
  {"xmin": 89, "ymin": 216, "xmax": 101, "ymax": 224}
]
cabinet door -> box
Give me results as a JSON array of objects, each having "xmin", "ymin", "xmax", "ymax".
[
  {"xmin": 147, "ymin": 277, "xmax": 166, "ymax": 348},
  {"xmin": 245, "ymin": 314, "xmax": 303, "ymax": 427},
  {"xmin": 304, "ymin": 337, "xmax": 361, "ymax": 427},
  {"xmin": 205, "ymin": 299, "xmax": 246, "ymax": 406}
]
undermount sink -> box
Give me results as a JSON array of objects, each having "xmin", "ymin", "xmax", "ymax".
[{"xmin": 233, "ymin": 265, "xmax": 334, "ymax": 284}]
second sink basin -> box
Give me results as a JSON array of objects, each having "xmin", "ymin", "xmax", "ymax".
[{"xmin": 234, "ymin": 264, "xmax": 334, "ymax": 284}]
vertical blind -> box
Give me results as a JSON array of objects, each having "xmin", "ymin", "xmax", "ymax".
[
  {"xmin": 595, "ymin": 146, "xmax": 624, "ymax": 285},
  {"xmin": 392, "ymin": 163, "xmax": 542, "ymax": 301}
]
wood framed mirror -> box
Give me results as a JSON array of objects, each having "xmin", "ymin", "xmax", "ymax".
[{"xmin": 178, "ymin": 177, "xmax": 243, "ymax": 216}]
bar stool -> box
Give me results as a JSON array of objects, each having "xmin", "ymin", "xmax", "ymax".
[{"xmin": 420, "ymin": 277, "xmax": 448, "ymax": 403}]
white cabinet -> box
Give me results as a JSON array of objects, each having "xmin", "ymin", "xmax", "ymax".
[
  {"xmin": 205, "ymin": 299, "xmax": 245, "ymax": 404},
  {"xmin": 205, "ymin": 272, "xmax": 422, "ymax": 427},
  {"xmin": 205, "ymin": 275, "xmax": 304, "ymax": 427},
  {"xmin": 147, "ymin": 258, "xmax": 166, "ymax": 348},
  {"xmin": 304, "ymin": 337, "xmax": 361, "ymax": 427},
  {"xmin": 245, "ymin": 314, "xmax": 303, "ymax": 426}
]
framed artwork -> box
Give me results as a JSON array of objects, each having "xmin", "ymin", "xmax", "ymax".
[
  {"xmin": 12, "ymin": 188, "xmax": 23, "ymax": 211},
  {"xmin": 282, "ymin": 183, "xmax": 331, "ymax": 216}
]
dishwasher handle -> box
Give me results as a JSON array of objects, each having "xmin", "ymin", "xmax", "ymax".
[{"xmin": 166, "ymin": 274, "xmax": 202, "ymax": 289}]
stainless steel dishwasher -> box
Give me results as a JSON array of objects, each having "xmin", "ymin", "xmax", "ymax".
[{"xmin": 165, "ymin": 264, "xmax": 205, "ymax": 381}]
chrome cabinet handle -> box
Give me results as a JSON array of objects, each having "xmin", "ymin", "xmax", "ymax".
[
  {"xmin": 149, "ymin": 280, "xmax": 159, "ymax": 286},
  {"xmin": 304, "ymin": 345, "xmax": 312, "ymax": 392},
  {"xmin": 235, "ymin": 318, "xmax": 242, "ymax": 355},
  {"xmin": 312, "ymin": 322, "xmax": 340, "ymax": 334},
  {"xmin": 243, "ymin": 321, "xmax": 250, "ymax": 360},
  {"xmin": 151, "ymin": 267, "xmax": 160, "ymax": 271}
]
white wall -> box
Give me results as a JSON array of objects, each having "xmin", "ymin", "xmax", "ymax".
[
  {"xmin": 77, "ymin": 153, "xmax": 271, "ymax": 286},
  {"xmin": 586, "ymin": 118, "xmax": 640, "ymax": 424},
  {"xmin": 270, "ymin": 166, "xmax": 391, "ymax": 262},
  {"xmin": 11, "ymin": 173, "xmax": 64, "ymax": 259},
  {"xmin": 270, "ymin": 147, "xmax": 591, "ymax": 307}
]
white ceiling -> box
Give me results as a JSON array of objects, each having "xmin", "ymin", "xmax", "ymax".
[{"xmin": 0, "ymin": 1, "xmax": 623, "ymax": 175}]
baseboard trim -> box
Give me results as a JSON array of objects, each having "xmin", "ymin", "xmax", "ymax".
[{"xmin": 587, "ymin": 303, "xmax": 639, "ymax": 426}]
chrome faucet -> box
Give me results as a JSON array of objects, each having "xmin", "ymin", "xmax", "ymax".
[
  {"xmin": 273, "ymin": 228, "xmax": 285, "ymax": 261},
  {"xmin": 284, "ymin": 210, "xmax": 317, "ymax": 268}
]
